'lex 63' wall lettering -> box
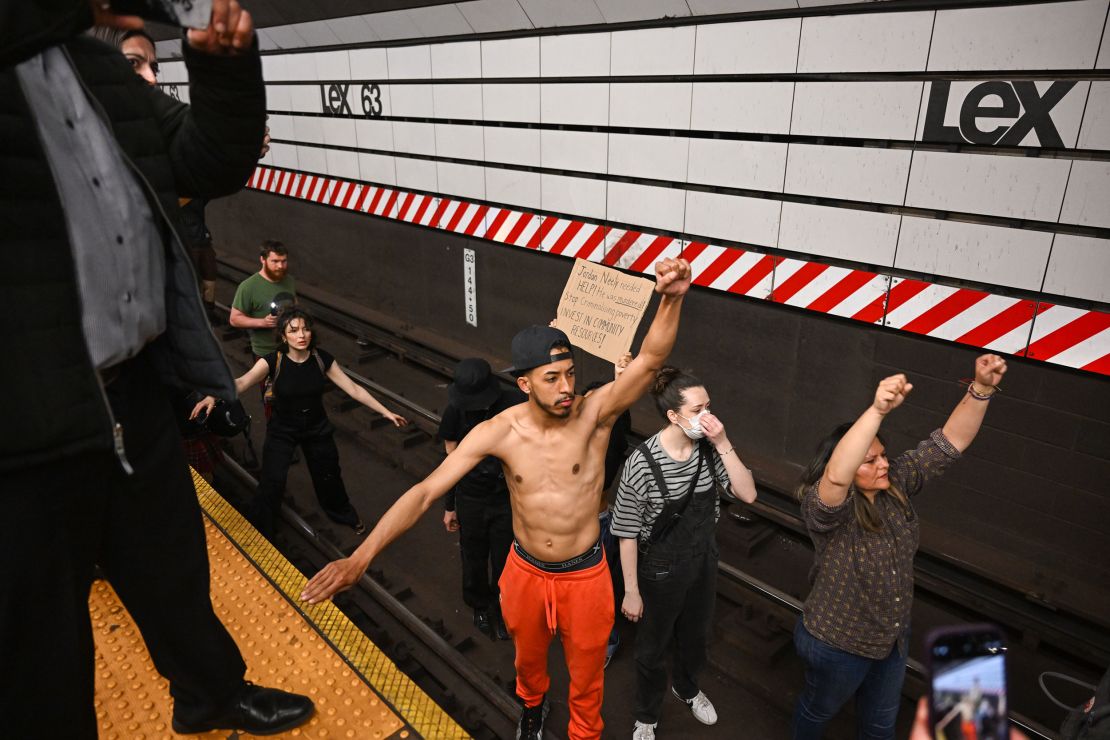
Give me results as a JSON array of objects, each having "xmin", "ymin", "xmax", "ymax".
[{"xmin": 921, "ymin": 80, "xmax": 1082, "ymax": 148}]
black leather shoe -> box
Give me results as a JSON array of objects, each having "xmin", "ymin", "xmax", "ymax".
[
  {"xmin": 474, "ymin": 608, "xmax": 492, "ymax": 637},
  {"xmin": 171, "ymin": 683, "xmax": 314, "ymax": 736},
  {"xmin": 494, "ymin": 613, "xmax": 511, "ymax": 641}
]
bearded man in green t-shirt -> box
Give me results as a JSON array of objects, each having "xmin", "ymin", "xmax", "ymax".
[{"xmin": 230, "ymin": 239, "xmax": 296, "ymax": 415}]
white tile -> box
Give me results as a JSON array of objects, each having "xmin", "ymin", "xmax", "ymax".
[
  {"xmin": 431, "ymin": 41, "xmax": 482, "ymax": 78},
  {"xmin": 314, "ymin": 50, "xmax": 351, "ymax": 81},
  {"xmin": 894, "ymin": 218, "xmax": 1053, "ymax": 292},
  {"xmin": 283, "ymin": 53, "xmax": 318, "ymax": 81},
  {"xmin": 687, "ymin": 139, "xmax": 788, "ymax": 193},
  {"xmin": 541, "ymin": 84, "xmax": 609, "ymax": 126},
  {"xmin": 270, "ymin": 142, "xmax": 299, "ymax": 170},
  {"xmin": 321, "ymin": 118, "xmax": 357, "ymax": 149},
  {"xmin": 395, "ymin": 157, "xmax": 438, "ymax": 191},
  {"xmin": 264, "ymin": 26, "xmax": 308, "ymax": 50},
  {"xmin": 608, "ymin": 134, "xmax": 688, "ymax": 182},
  {"xmin": 154, "ymin": 38, "xmax": 182, "ymax": 58},
  {"xmin": 486, "ymin": 168, "xmax": 542, "ymax": 208},
  {"xmin": 905, "ymin": 151, "xmax": 1072, "ymax": 221},
  {"xmin": 484, "ymin": 127, "xmax": 541, "ymax": 167},
  {"xmin": 1100, "ymin": 13, "xmax": 1110, "ymax": 68},
  {"xmin": 690, "ymin": 82, "xmax": 794, "ymax": 134},
  {"xmin": 266, "ymin": 114, "xmax": 296, "ymax": 142},
  {"xmin": 287, "ymin": 85, "xmax": 319, "ymax": 114},
  {"xmin": 265, "ymin": 83, "xmax": 292, "ymax": 112},
  {"xmin": 915, "ymin": 80, "xmax": 1089, "ymax": 148},
  {"xmin": 349, "ymin": 48, "xmax": 390, "ymax": 80},
  {"xmin": 435, "ymin": 123, "xmax": 485, "ymax": 160},
  {"xmin": 482, "ymin": 37, "xmax": 540, "ymax": 78},
  {"xmin": 437, "ymin": 162, "xmax": 486, "ymax": 199},
  {"xmin": 610, "ymin": 83, "xmax": 692, "ymax": 129},
  {"xmin": 387, "ymin": 45, "xmax": 432, "ymax": 78},
  {"xmin": 289, "ymin": 21, "xmax": 342, "ymax": 48},
  {"xmin": 693, "ymin": 18, "xmax": 800, "ymax": 74},
  {"xmin": 595, "ymin": 0, "xmax": 692, "ymax": 23},
  {"xmin": 687, "ymin": 0, "xmax": 795, "ymax": 10},
  {"xmin": 519, "ymin": 0, "xmax": 606, "ymax": 28},
  {"xmin": 798, "ymin": 11, "xmax": 933, "ymax": 73},
  {"xmin": 482, "ymin": 83, "xmax": 540, "ymax": 123},
  {"xmin": 684, "ymin": 191, "xmax": 781, "ymax": 246},
  {"xmin": 358, "ymin": 153, "xmax": 396, "ymax": 184},
  {"xmin": 1060, "ymin": 161, "xmax": 1110, "ymax": 228},
  {"xmin": 929, "ymin": 0, "xmax": 1108, "ymax": 71},
  {"xmin": 256, "ymin": 31, "xmax": 279, "ymax": 51},
  {"xmin": 607, "ymin": 182, "xmax": 686, "ymax": 232},
  {"xmin": 433, "ymin": 84, "xmax": 483, "ymax": 119},
  {"xmin": 354, "ymin": 119, "xmax": 395, "ymax": 151},
  {"xmin": 392, "ymin": 122, "xmax": 437, "ymax": 155},
  {"xmin": 792, "ymin": 82, "xmax": 923, "ymax": 140},
  {"xmin": 1077, "ymin": 82, "xmax": 1110, "ymax": 149},
  {"xmin": 326, "ymin": 148, "xmax": 360, "ymax": 180},
  {"xmin": 326, "ymin": 16, "xmax": 379, "ymax": 45},
  {"xmin": 1044, "ymin": 234, "xmax": 1110, "ymax": 302},
  {"xmin": 156, "ymin": 61, "xmax": 187, "ymax": 84},
  {"xmin": 364, "ymin": 11, "xmax": 423, "ymax": 42},
  {"xmin": 785, "ymin": 145, "xmax": 912, "ymax": 204},
  {"xmin": 292, "ymin": 115, "xmax": 324, "ymax": 144},
  {"xmin": 297, "ymin": 145, "xmax": 327, "ymax": 175},
  {"xmin": 610, "ymin": 27, "xmax": 696, "ymax": 76},
  {"xmin": 459, "ymin": 0, "xmax": 536, "ymax": 34},
  {"xmin": 390, "ymin": 84, "xmax": 435, "ymax": 117},
  {"xmin": 409, "ymin": 4, "xmax": 476, "ymax": 38},
  {"xmin": 260, "ymin": 55, "xmax": 288, "ymax": 82},
  {"xmin": 541, "ymin": 130, "xmax": 608, "ymax": 173},
  {"xmin": 778, "ymin": 203, "xmax": 901, "ymax": 266},
  {"xmin": 540, "ymin": 32, "xmax": 610, "ymax": 76},
  {"xmin": 542, "ymin": 174, "xmax": 607, "ymax": 219}
]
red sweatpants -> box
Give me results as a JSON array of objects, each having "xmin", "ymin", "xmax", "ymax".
[{"xmin": 499, "ymin": 547, "xmax": 615, "ymax": 740}]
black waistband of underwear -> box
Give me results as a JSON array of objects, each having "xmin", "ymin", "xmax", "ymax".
[{"xmin": 513, "ymin": 536, "xmax": 603, "ymax": 574}]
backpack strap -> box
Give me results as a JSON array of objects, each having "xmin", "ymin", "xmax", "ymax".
[
  {"xmin": 312, "ymin": 349, "xmax": 326, "ymax": 375},
  {"xmin": 271, "ymin": 351, "xmax": 283, "ymax": 385}
]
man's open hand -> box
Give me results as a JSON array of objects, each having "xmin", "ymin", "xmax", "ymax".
[
  {"xmin": 654, "ymin": 257, "xmax": 691, "ymax": 298},
  {"xmin": 300, "ymin": 557, "xmax": 365, "ymax": 604},
  {"xmin": 187, "ymin": 0, "xmax": 254, "ymax": 55}
]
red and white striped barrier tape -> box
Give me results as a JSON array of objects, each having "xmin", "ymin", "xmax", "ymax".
[{"xmin": 246, "ymin": 167, "xmax": 1110, "ymax": 377}]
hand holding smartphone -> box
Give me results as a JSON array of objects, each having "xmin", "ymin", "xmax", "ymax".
[{"xmin": 926, "ymin": 624, "xmax": 1011, "ymax": 740}]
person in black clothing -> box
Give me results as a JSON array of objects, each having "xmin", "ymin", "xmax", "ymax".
[
  {"xmin": 228, "ymin": 307, "xmax": 409, "ymax": 537},
  {"xmin": 439, "ymin": 358, "xmax": 525, "ymax": 640}
]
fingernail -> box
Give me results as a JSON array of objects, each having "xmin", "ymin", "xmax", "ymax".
[{"xmin": 216, "ymin": 23, "xmax": 226, "ymax": 33}]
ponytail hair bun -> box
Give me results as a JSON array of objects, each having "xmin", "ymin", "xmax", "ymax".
[{"xmin": 651, "ymin": 366, "xmax": 704, "ymax": 420}]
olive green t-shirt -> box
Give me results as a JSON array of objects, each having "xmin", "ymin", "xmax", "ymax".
[{"xmin": 231, "ymin": 272, "xmax": 296, "ymax": 356}]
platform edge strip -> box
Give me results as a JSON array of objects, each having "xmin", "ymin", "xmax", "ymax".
[{"xmin": 191, "ymin": 470, "xmax": 470, "ymax": 739}]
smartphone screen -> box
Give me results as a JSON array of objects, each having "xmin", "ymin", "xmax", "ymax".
[{"xmin": 929, "ymin": 626, "xmax": 1008, "ymax": 740}]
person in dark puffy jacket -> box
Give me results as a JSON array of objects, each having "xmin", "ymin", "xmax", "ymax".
[{"xmin": 0, "ymin": 1, "xmax": 312, "ymax": 736}]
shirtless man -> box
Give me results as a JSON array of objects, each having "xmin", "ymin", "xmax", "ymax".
[{"xmin": 301, "ymin": 258, "xmax": 691, "ymax": 739}]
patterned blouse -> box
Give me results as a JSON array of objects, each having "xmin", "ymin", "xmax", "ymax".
[{"xmin": 800, "ymin": 429, "xmax": 961, "ymax": 659}]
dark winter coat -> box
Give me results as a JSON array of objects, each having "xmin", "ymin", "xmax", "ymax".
[{"xmin": 0, "ymin": 0, "xmax": 266, "ymax": 471}]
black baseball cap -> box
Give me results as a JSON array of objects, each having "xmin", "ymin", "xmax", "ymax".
[
  {"xmin": 508, "ymin": 325, "xmax": 574, "ymax": 376},
  {"xmin": 448, "ymin": 358, "xmax": 502, "ymax": 411}
]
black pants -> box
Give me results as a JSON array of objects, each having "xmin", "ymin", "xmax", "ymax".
[
  {"xmin": 0, "ymin": 354, "xmax": 246, "ymax": 739},
  {"xmin": 250, "ymin": 409, "xmax": 358, "ymax": 537},
  {"xmin": 634, "ymin": 546, "xmax": 718, "ymax": 724},
  {"xmin": 455, "ymin": 489, "xmax": 513, "ymax": 612}
]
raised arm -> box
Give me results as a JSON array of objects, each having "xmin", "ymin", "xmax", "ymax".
[
  {"xmin": 326, "ymin": 363, "xmax": 408, "ymax": 428},
  {"xmin": 591, "ymin": 258, "xmax": 691, "ymax": 423},
  {"xmin": 234, "ymin": 357, "xmax": 269, "ymax": 396},
  {"xmin": 300, "ymin": 417, "xmax": 504, "ymax": 603},
  {"xmin": 942, "ymin": 354, "xmax": 1007, "ymax": 453},
  {"xmin": 819, "ymin": 374, "xmax": 912, "ymax": 507}
]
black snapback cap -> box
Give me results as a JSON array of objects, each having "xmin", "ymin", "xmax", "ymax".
[{"xmin": 508, "ymin": 325, "xmax": 574, "ymax": 376}]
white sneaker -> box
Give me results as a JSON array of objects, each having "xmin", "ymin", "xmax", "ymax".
[
  {"xmin": 632, "ymin": 720, "xmax": 657, "ymax": 739},
  {"xmin": 672, "ymin": 687, "xmax": 718, "ymax": 725}
]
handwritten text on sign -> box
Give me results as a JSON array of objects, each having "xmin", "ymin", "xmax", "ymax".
[{"xmin": 556, "ymin": 259, "xmax": 653, "ymax": 364}]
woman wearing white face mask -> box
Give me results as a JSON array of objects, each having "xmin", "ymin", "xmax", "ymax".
[{"xmin": 610, "ymin": 367, "xmax": 757, "ymax": 740}]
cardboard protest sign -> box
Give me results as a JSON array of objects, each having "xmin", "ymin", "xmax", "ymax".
[{"xmin": 555, "ymin": 259, "xmax": 654, "ymax": 364}]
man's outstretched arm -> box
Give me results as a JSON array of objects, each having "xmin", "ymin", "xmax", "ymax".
[
  {"xmin": 300, "ymin": 418, "xmax": 504, "ymax": 603},
  {"xmin": 590, "ymin": 257, "xmax": 691, "ymax": 423}
]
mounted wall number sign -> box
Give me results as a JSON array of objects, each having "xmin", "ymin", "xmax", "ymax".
[{"xmin": 463, "ymin": 248, "xmax": 477, "ymax": 328}]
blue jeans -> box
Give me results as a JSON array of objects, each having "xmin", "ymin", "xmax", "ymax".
[{"xmin": 792, "ymin": 620, "xmax": 906, "ymax": 740}]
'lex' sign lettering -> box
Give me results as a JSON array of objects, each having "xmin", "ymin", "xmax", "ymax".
[{"xmin": 922, "ymin": 80, "xmax": 1076, "ymax": 148}]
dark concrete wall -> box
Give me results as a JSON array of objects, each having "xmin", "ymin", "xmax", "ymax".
[{"xmin": 208, "ymin": 191, "xmax": 1110, "ymax": 619}]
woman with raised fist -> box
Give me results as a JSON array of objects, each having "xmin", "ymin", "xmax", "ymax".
[{"xmin": 792, "ymin": 354, "xmax": 1008, "ymax": 740}]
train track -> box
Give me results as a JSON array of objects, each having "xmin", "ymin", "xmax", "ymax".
[{"xmin": 212, "ymin": 262, "xmax": 1105, "ymax": 737}]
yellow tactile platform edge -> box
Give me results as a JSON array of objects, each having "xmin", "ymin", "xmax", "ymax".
[{"xmin": 193, "ymin": 470, "xmax": 469, "ymax": 740}]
